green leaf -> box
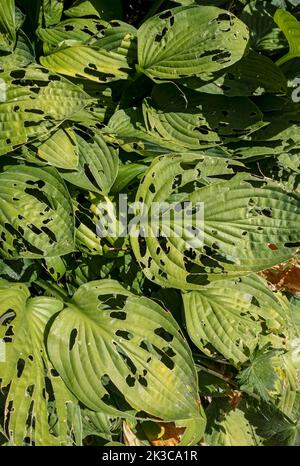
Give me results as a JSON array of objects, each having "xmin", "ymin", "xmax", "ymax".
[
  {"xmin": 0, "ymin": 0, "xmax": 16, "ymax": 52},
  {"xmin": 47, "ymin": 279, "xmax": 202, "ymax": 421},
  {"xmin": 144, "ymin": 83, "xmax": 263, "ymax": 148},
  {"xmin": 205, "ymin": 399, "xmax": 263, "ymax": 446},
  {"xmin": 274, "ymin": 9, "xmax": 300, "ymax": 65},
  {"xmin": 0, "ymin": 166, "xmax": 75, "ymax": 259},
  {"xmin": 137, "ymin": 6, "xmax": 249, "ymax": 81},
  {"xmin": 37, "ymin": 18, "xmax": 109, "ymax": 54},
  {"xmin": 39, "ymin": 22, "xmax": 137, "ymax": 83},
  {"xmin": 0, "ymin": 280, "xmax": 78, "ymax": 445},
  {"xmin": 237, "ymin": 348, "xmax": 280, "ymax": 400},
  {"xmin": 180, "ymin": 50, "xmax": 287, "ymax": 96},
  {"xmin": 130, "ymin": 154, "xmax": 300, "ymax": 290},
  {"xmin": 65, "ymin": 1, "xmax": 101, "ymax": 18},
  {"xmin": 61, "ymin": 127, "xmax": 118, "ymax": 194},
  {"xmin": 240, "ymin": 0, "xmax": 286, "ymax": 53},
  {"xmin": 0, "ymin": 65, "xmax": 90, "ymax": 155},
  {"xmin": 34, "ymin": 127, "xmax": 79, "ymax": 169},
  {"xmin": 182, "ymin": 275, "xmax": 291, "ymax": 366},
  {"xmin": 42, "ymin": 0, "xmax": 64, "ymax": 27},
  {"xmin": 0, "ymin": 30, "xmax": 34, "ymax": 71}
]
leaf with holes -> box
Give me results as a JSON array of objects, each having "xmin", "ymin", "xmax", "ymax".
[
  {"xmin": 130, "ymin": 154, "xmax": 300, "ymax": 290},
  {"xmin": 0, "ymin": 166, "xmax": 75, "ymax": 259},
  {"xmin": 0, "ymin": 280, "xmax": 78, "ymax": 445},
  {"xmin": 137, "ymin": 6, "xmax": 249, "ymax": 81},
  {"xmin": 61, "ymin": 127, "xmax": 118, "ymax": 194},
  {"xmin": 182, "ymin": 274, "xmax": 292, "ymax": 366},
  {"xmin": 47, "ymin": 279, "xmax": 203, "ymax": 422},
  {"xmin": 39, "ymin": 22, "xmax": 137, "ymax": 84},
  {"xmin": 0, "ymin": 65, "xmax": 91, "ymax": 155}
]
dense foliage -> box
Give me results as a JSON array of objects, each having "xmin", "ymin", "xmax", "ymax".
[{"xmin": 1, "ymin": 0, "xmax": 300, "ymax": 446}]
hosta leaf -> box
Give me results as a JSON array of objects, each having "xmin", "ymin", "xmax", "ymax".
[
  {"xmin": 74, "ymin": 200, "xmax": 104, "ymax": 256},
  {"xmin": 65, "ymin": 1, "xmax": 101, "ymax": 18},
  {"xmin": 0, "ymin": 281, "xmax": 77, "ymax": 445},
  {"xmin": 42, "ymin": 0, "xmax": 64, "ymax": 27},
  {"xmin": 250, "ymin": 95, "xmax": 300, "ymax": 145},
  {"xmin": 205, "ymin": 399, "xmax": 263, "ymax": 446},
  {"xmin": 0, "ymin": 258, "xmax": 39, "ymax": 282},
  {"xmin": 237, "ymin": 348, "xmax": 282, "ymax": 400},
  {"xmin": 37, "ymin": 18, "xmax": 109, "ymax": 53},
  {"xmin": 47, "ymin": 279, "xmax": 202, "ymax": 421},
  {"xmin": 274, "ymin": 9, "xmax": 300, "ymax": 65},
  {"xmin": 0, "ymin": 0, "xmax": 16, "ymax": 51},
  {"xmin": 34, "ymin": 126, "xmax": 79, "ymax": 169},
  {"xmin": 240, "ymin": 0, "xmax": 286, "ymax": 53},
  {"xmin": 137, "ymin": 6, "xmax": 249, "ymax": 81},
  {"xmin": 39, "ymin": 46, "xmax": 129, "ymax": 83},
  {"xmin": 130, "ymin": 154, "xmax": 300, "ymax": 290},
  {"xmin": 144, "ymin": 83, "xmax": 263, "ymax": 148},
  {"xmin": 107, "ymin": 107, "xmax": 182, "ymax": 155},
  {"xmin": 0, "ymin": 30, "xmax": 34, "ymax": 71},
  {"xmin": 61, "ymin": 127, "xmax": 118, "ymax": 194},
  {"xmin": 111, "ymin": 163, "xmax": 147, "ymax": 194},
  {"xmin": 44, "ymin": 256, "xmax": 66, "ymax": 281},
  {"xmin": 0, "ymin": 65, "xmax": 90, "ymax": 155},
  {"xmin": 181, "ymin": 50, "xmax": 287, "ymax": 96},
  {"xmin": 182, "ymin": 275, "xmax": 291, "ymax": 366},
  {"xmin": 0, "ymin": 166, "xmax": 75, "ymax": 259},
  {"xmin": 81, "ymin": 408, "xmax": 120, "ymax": 441}
]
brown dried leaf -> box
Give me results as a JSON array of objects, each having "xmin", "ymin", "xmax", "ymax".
[{"xmin": 260, "ymin": 258, "xmax": 300, "ymax": 295}]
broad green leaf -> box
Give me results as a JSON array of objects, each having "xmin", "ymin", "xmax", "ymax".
[
  {"xmin": 74, "ymin": 199, "xmax": 104, "ymax": 256},
  {"xmin": 237, "ymin": 348, "xmax": 283, "ymax": 400},
  {"xmin": 34, "ymin": 127, "xmax": 79, "ymax": 169},
  {"xmin": 144, "ymin": 83, "xmax": 263, "ymax": 148},
  {"xmin": 47, "ymin": 279, "xmax": 202, "ymax": 421},
  {"xmin": 0, "ymin": 30, "xmax": 34, "ymax": 71},
  {"xmin": 182, "ymin": 275, "xmax": 291, "ymax": 366},
  {"xmin": 0, "ymin": 65, "xmax": 90, "ymax": 155},
  {"xmin": 61, "ymin": 127, "xmax": 118, "ymax": 194},
  {"xmin": 37, "ymin": 18, "xmax": 109, "ymax": 54},
  {"xmin": 240, "ymin": 0, "xmax": 286, "ymax": 53},
  {"xmin": 0, "ymin": 280, "xmax": 77, "ymax": 445},
  {"xmin": 81, "ymin": 408, "xmax": 120, "ymax": 441},
  {"xmin": 0, "ymin": 166, "xmax": 75, "ymax": 259},
  {"xmin": 39, "ymin": 23, "xmax": 137, "ymax": 83},
  {"xmin": 274, "ymin": 9, "xmax": 300, "ymax": 65},
  {"xmin": 205, "ymin": 399, "xmax": 263, "ymax": 446},
  {"xmin": 111, "ymin": 163, "xmax": 147, "ymax": 194},
  {"xmin": 107, "ymin": 107, "xmax": 183, "ymax": 155},
  {"xmin": 137, "ymin": 6, "xmax": 249, "ymax": 81},
  {"xmin": 44, "ymin": 256, "xmax": 66, "ymax": 281},
  {"xmin": 0, "ymin": 0, "xmax": 16, "ymax": 51},
  {"xmin": 65, "ymin": 1, "xmax": 101, "ymax": 18},
  {"xmin": 0, "ymin": 258, "xmax": 39, "ymax": 282},
  {"xmin": 130, "ymin": 154, "xmax": 300, "ymax": 290},
  {"xmin": 181, "ymin": 50, "xmax": 287, "ymax": 96},
  {"xmin": 250, "ymin": 95, "xmax": 300, "ymax": 145},
  {"xmin": 42, "ymin": 0, "xmax": 64, "ymax": 27}
]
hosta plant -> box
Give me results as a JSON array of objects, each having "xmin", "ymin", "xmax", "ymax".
[{"xmin": 1, "ymin": 0, "xmax": 300, "ymax": 447}]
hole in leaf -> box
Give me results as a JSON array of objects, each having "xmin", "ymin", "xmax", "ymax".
[{"xmin": 69, "ymin": 328, "xmax": 78, "ymax": 351}]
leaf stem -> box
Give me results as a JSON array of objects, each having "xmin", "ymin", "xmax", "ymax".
[{"xmin": 35, "ymin": 279, "xmax": 69, "ymax": 301}]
